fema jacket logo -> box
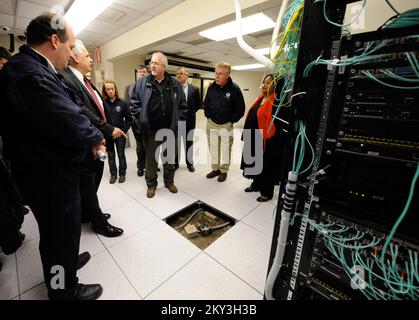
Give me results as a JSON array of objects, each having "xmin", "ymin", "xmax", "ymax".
[
  {"xmin": 116, "ymin": 105, "xmax": 121, "ymax": 112},
  {"xmin": 226, "ymin": 92, "xmax": 231, "ymax": 99}
]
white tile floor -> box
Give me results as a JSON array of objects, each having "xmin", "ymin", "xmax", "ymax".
[{"xmin": 0, "ymin": 111, "xmax": 280, "ymax": 300}]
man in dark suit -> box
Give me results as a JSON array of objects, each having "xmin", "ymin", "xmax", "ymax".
[
  {"xmin": 0, "ymin": 13, "xmax": 104, "ymax": 300},
  {"xmin": 59, "ymin": 39, "xmax": 124, "ymax": 238},
  {"xmin": 175, "ymin": 67, "xmax": 201, "ymax": 172},
  {"xmin": 125, "ymin": 65, "xmax": 149, "ymax": 177}
]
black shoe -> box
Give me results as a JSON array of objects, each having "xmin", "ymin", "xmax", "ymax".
[
  {"xmin": 245, "ymin": 186, "xmax": 259, "ymax": 192},
  {"xmin": 22, "ymin": 206, "xmax": 30, "ymax": 215},
  {"xmin": 109, "ymin": 176, "xmax": 117, "ymax": 184},
  {"xmin": 92, "ymin": 222, "xmax": 123, "ymax": 237},
  {"xmin": 217, "ymin": 172, "xmax": 227, "ymax": 182},
  {"xmin": 103, "ymin": 213, "xmax": 111, "ymax": 220},
  {"xmin": 256, "ymin": 196, "xmax": 272, "ymax": 202},
  {"xmin": 174, "ymin": 164, "xmax": 179, "ymax": 170},
  {"xmin": 74, "ymin": 283, "xmax": 103, "ymax": 300},
  {"xmin": 187, "ymin": 165, "xmax": 195, "ymax": 172},
  {"xmin": 137, "ymin": 169, "xmax": 144, "ymax": 177},
  {"xmin": 206, "ymin": 170, "xmax": 221, "ymax": 179},
  {"xmin": 77, "ymin": 252, "xmax": 91, "ymax": 270},
  {"xmin": 118, "ymin": 176, "xmax": 126, "ymax": 183}
]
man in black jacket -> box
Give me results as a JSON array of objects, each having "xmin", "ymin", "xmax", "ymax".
[
  {"xmin": 59, "ymin": 39, "xmax": 124, "ymax": 238},
  {"xmin": 204, "ymin": 61, "xmax": 245, "ymax": 182},
  {"xmin": 175, "ymin": 67, "xmax": 201, "ymax": 172},
  {"xmin": 131, "ymin": 52, "xmax": 188, "ymax": 198},
  {"xmin": 0, "ymin": 13, "xmax": 104, "ymax": 300},
  {"xmin": 125, "ymin": 65, "xmax": 149, "ymax": 177}
]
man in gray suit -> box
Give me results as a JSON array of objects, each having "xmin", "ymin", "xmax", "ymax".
[{"xmin": 175, "ymin": 67, "xmax": 201, "ymax": 172}]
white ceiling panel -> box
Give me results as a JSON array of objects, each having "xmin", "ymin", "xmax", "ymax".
[
  {"xmin": 15, "ymin": 16, "xmax": 31, "ymax": 30},
  {"xmin": 0, "ymin": 0, "xmax": 16, "ymax": 15},
  {"xmin": 113, "ymin": 0, "xmax": 153, "ymax": 12},
  {"xmin": 176, "ymin": 33, "xmax": 204, "ymax": 43},
  {"xmin": 84, "ymin": 19, "xmax": 121, "ymax": 35},
  {"xmin": 78, "ymin": 29, "xmax": 105, "ymax": 42},
  {"xmin": 125, "ymin": 13, "xmax": 153, "ymax": 29},
  {"xmin": 28, "ymin": 0, "xmax": 70, "ymax": 8},
  {"xmin": 178, "ymin": 45, "xmax": 207, "ymax": 55},
  {"xmin": 17, "ymin": 1, "xmax": 50, "ymax": 18},
  {"xmin": 0, "ymin": 13, "xmax": 14, "ymax": 27},
  {"xmin": 147, "ymin": 0, "xmax": 182, "ymax": 16}
]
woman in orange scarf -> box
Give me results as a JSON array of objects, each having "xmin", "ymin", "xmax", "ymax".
[{"xmin": 241, "ymin": 74, "xmax": 286, "ymax": 202}]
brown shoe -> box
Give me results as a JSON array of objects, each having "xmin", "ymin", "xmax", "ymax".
[
  {"xmin": 147, "ymin": 187, "xmax": 156, "ymax": 198},
  {"xmin": 217, "ymin": 172, "xmax": 227, "ymax": 182},
  {"xmin": 165, "ymin": 184, "xmax": 178, "ymax": 193},
  {"xmin": 206, "ymin": 170, "xmax": 221, "ymax": 179},
  {"xmin": 109, "ymin": 176, "xmax": 117, "ymax": 184},
  {"xmin": 118, "ymin": 176, "xmax": 125, "ymax": 183}
]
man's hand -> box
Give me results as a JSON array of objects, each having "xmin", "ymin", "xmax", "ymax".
[
  {"xmin": 92, "ymin": 143, "xmax": 107, "ymax": 159},
  {"xmin": 111, "ymin": 128, "xmax": 127, "ymax": 139}
]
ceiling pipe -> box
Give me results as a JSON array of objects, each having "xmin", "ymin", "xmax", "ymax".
[{"xmin": 234, "ymin": 0, "xmax": 274, "ymax": 71}]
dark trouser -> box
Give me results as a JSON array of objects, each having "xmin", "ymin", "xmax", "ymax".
[
  {"xmin": 253, "ymin": 174, "xmax": 274, "ymax": 199},
  {"xmin": 80, "ymin": 159, "xmax": 106, "ymax": 227},
  {"xmin": 143, "ymin": 130, "xmax": 176, "ymax": 188},
  {"xmin": 175, "ymin": 118, "xmax": 196, "ymax": 167},
  {"xmin": 12, "ymin": 164, "xmax": 81, "ymax": 300},
  {"xmin": 131, "ymin": 119, "xmax": 146, "ymax": 171},
  {"xmin": 107, "ymin": 137, "xmax": 127, "ymax": 177}
]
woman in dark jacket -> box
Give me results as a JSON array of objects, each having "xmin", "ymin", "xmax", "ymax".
[
  {"xmin": 241, "ymin": 74, "xmax": 286, "ymax": 202},
  {"xmin": 102, "ymin": 80, "xmax": 133, "ymax": 184}
]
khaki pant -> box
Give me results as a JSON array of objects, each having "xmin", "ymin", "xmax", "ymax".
[{"xmin": 206, "ymin": 119, "xmax": 233, "ymax": 173}]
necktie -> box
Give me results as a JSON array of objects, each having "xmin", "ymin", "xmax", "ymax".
[{"xmin": 83, "ymin": 76, "xmax": 107, "ymax": 122}]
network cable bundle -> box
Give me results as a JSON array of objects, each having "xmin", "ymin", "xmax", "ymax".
[{"xmin": 265, "ymin": 0, "xmax": 419, "ymax": 300}]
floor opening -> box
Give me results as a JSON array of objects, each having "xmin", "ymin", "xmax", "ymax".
[{"xmin": 166, "ymin": 201, "xmax": 236, "ymax": 250}]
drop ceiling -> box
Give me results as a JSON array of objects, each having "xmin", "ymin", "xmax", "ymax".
[{"xmin": 0, "ymin": 0, "xmax": 280, "ymax": 67}]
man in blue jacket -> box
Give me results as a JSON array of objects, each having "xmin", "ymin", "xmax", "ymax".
[
  {"xmin": 204, "ymin": 61, "xmax": 245, "ymax": 182},
  {"xmin": 0, "ymin": 13, "xmax": 104, "ymax": 300},
  {"xmin": 131, "ymin": 52, "xmax": 188, "ymax": 198}
]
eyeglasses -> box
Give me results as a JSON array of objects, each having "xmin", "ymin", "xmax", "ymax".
[
  {"xmin": 149, "ymin": 61, "xmax": 161, "ymax": 66},
  {"xmin": 214, "ymin": 72, "xmax": 226, "ymax": 77}
]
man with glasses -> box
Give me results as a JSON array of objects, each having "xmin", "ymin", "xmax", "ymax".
[
  {"xmin": 204, "ymin": 61, "xmax": 245, "ymax": 182},
  {"xmin": 130, "ymin": 52, "xmax": 187, "ymax": 198}
]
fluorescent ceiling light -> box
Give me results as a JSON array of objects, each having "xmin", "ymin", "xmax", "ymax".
[
  {"xmin": 256, "ymin": 47, "xmax": 270, "ymax": 56},
  {"xmin": 232, "ymin": 63, "xmax": 265, "ymax": 71},
  {"xmin": 64, "ymin": 0, "xmax": 115, "ymax": 35},
  {"xmin": 199, "ymin": 13, "xmax": 274, "ymax": 41}
]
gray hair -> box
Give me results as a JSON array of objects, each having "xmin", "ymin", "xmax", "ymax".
[
  {"xmin": 152, "ymin": 52, "xmax": 168, "ymax": 68},
  {"xmin": 72, "ymin": 39, "xmax": 87, "ymax": 56},
  {"xmin": 176, "ymin": 67, "xmax": 188, "ymax": 76}
]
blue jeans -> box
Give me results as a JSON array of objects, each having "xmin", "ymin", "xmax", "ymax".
[{"xmin": 108, "ymin": 137, "xmax": 127, "ymax": 177}]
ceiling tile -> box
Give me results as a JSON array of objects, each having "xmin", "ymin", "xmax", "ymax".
[
  {"xmin": 176, "ymin": 33, "xmax": 204, "ymax": 43},
  {"xmin": 28, "ymin": 0, "xmax": 70, "ymax": 8},
  {"xmin": 78, "ymin": 29, "xmax": 105, "ymax": 42},
  {"xmin": 17, "ymin": 1, "xmax": 50, "ymax": 19},
  {"xmin": 0, "ymin": 0, "xmax": 16, "ymax": 15},
  {"xmin": 178, "ymin": 46, "xmax": 207, "ymax": 55},
  {"xmin": 125, "ymin": 13, "xmax": 153, "ymax": 29},
  {"xmin": 113, "ymin": 0, "xmax": 155, "ymax": 12},
  {"xmin": 84, "ymin": 19, "xmax": 121, "ymax": 35},
  {"xmin": 15, "ymin": 16, "xmax": 31, "ymax": 30},
  {"xmin": 0, "ymin": 13, "xmax": 14, "ymax": 28},
  {"xmin": 147, "ymin": 0, "xmax": 182, "ymax": 16}
]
